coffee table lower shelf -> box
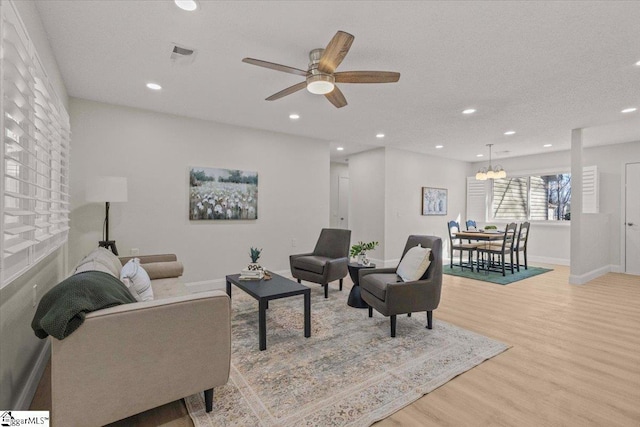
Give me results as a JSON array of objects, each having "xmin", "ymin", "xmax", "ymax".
[{"xmin": 226, "ymin": 273, "xmax": 311, "ymax": 351}]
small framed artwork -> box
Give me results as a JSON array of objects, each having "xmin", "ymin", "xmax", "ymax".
[{"xmin": 422, "ymin": 187, "xmax": 447, "ymax": 216}]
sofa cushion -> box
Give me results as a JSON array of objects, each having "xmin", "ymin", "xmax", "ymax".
[
  {"xmin": 142, "ymin": 261, "xmax": 184, "ymax": 280},
  {"xmin": 151, "ymin": 277, "xmax": 190, "ymax": 299},
  {"xmin": 361, "ymin": 273, "xmax": 402, "ymax": 301},
  {"xmin": 74, "ymin": 247, "xmax": 123, "ymax": 277},
  {"xmin": 396, "ymin": 245, "xmax": 432, "ymax": 282},
  {"xmin": 292, "ymin": 255, "xmax": 329, "ymax": 275},
  {"xmin": 120, "ymin": 258, "xmax": 154, "ymax": 302}
]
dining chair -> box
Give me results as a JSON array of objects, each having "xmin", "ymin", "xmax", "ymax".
[
  {"xmin": 447, "ymin": 221, "xmax": 478, "ymax": 271},
  {"xmin": 477, "ymin": 222, "xmax": 517, "ymax": 276},
  {"xmin": 514, "ymin": 222, "xmax": 530, "ymax": 271},
  {"xmin": 465, "ymin": 220, "xmax": 477, "ymax": 231}
]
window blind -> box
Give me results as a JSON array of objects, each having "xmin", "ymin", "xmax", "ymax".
[{"xmin": 1, "ymin": 1, "xmax": 70, "ymax": 287}]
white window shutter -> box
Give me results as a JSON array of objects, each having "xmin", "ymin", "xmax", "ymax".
[
  {"xmin": 582, "ymin": 166, "xmax": 599, "ymax": 214},
  {"xmin": 467, "ymin": 177, "xmax": 488, "ymax": 223}
]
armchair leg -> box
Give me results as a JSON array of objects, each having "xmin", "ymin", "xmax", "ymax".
[
  {"xmin": 368, "ymin": 306, "xmax": 373, "ymax": 318},
  {"xmin": 297, "ymin": 278, "xmax": 301, "ymax": 283},
  {"xmin": 324, "ymin": 283, "xmax": 328, "ymax": 299},
  {"xmin": 390, "ymin": 315, "xmax": 397, "ymax": 337},
  {"xmin": 427, "ymin": 311, "xmax": 433, "ymax": 329},
  {"xmin": 407, "ymin": 312, "xmax": 411, "ymax": 317},
  {"xmin": 204, "ymin": 388, "xmax": 214, "ymax": 412},
  {"xmin": 339, "ymin": 278, "xmax": 343, "ymax": 291}
]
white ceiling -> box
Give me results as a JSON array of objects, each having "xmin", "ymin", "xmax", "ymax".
[{"xmin": 35, "ymin": 1, "xmax": 640, "ymax": 163}]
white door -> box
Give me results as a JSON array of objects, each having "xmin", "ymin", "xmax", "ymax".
[
  {"xmin": 338, "ymin": 176, "xmax": 349, "ymax": 229},
  {"xmin": 625, "ymin": 163, "xmax": 640, "ymax": 275}
]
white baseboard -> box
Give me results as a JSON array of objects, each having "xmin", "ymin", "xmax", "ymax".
[
  {"xmin": 528, "ymin": 255, "xmax": 570, "ymax": 266},
  {"xmin": 569, "ymin": 264, "xmax": 611, "ymax": 285},
  {"xmin": 16, "ymin": 339, "xmax": 50, "ymax": 410},
  {"xmin": 185, "ymin": 269, "xmax": 292, "ymax": 293},
  {"xmin": 610, "ymin": 264, "xmax": 624, "ymax": 273}
]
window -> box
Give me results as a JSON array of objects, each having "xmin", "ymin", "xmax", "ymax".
[
  {"xmin": 1, "ymin": 2, "xmax": 70, "ymax": 287},
  {"xmin": 491, "ymin": 174, "xmax": 571, "ymax": 221}
]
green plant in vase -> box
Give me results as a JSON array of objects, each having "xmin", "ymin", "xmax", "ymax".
[
  {"xmin": 248, "ymin": 247, "xmax": 263, "ymax": 271},
  {"xmin": 350, "ymin": 241, "xmax": 379, "ymax": 265}
]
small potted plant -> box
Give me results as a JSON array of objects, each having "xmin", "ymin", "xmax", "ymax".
[
  {"xmin": 350, "ymin": 241, "xmax": 379, "ymax": 266},
  {"xmin": 248, "ymin": 247, "xmax": 263, "ymax": 271}
]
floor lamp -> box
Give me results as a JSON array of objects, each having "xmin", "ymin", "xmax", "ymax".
[{"xmin": 86, "ymin": 176, "xmax": 128, "ymax": 255}]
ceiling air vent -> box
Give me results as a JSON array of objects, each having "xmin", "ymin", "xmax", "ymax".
[{"xmin": 169, "ymin": 43, "xmax": 197, "ymax": 65}]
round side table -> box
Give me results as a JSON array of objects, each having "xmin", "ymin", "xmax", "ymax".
[{"xmin": 347, "ymin": 262, "xmax": 376, "ymax": 308}]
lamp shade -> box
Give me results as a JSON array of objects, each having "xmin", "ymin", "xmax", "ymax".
[{"xmin": 86, "ymin": 176, "xmax": 128, "ymax": 202}]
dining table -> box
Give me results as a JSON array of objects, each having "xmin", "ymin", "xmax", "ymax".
[
  {"xmin": 453, "ymin": 230, "xmax": 506, "ymax": 273},
  {"xmin": 453, "ymin": 230, "xmax": 505, "ymax": 241}
]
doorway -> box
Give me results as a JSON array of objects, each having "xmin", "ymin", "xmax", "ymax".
[
  {"xmin": 625, "ymin": 162, "xmax": 640, "ymax": 275},
  {"xmin": 338, "ymin": 176, "xmax": 349, "ymax": 229}
]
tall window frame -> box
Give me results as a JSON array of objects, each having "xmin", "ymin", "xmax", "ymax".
[
  {"xmin": 490, "ymin": 173, "xmax": 571, "ymax": 222},
  {"xmin": 1, "ymin": 1, "xmax": 70, "ymax": 288}
]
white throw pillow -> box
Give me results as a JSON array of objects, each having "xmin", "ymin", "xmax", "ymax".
[
  {"xmin": 396, "ymin": 245, "xmax": 432, "ymax": 282},
  {"xmin": 120, "ymin": 258, "xmax": 154, "ymax": 302}
]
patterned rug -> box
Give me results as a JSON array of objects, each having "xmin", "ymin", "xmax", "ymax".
[
  {"xmin": 185, "ymin": 285, "xmax": 508, "ymax": 426},
  {"xmin": 444, "ymin": 265, "xmax": 553, "ymax": 285}
]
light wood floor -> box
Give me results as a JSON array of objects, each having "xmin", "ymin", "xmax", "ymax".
[{"xmin": 31, "ymin": 265, "xmax": 640, "ymax": 426}]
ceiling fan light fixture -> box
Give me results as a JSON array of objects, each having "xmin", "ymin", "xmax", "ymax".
[
  {"xmin": 306, "ymin": 74, "xmax": 335, "ymax": 95},
  {"xmin": 174, "ymin": 0, "xmax": 198, "ymax": 11}
]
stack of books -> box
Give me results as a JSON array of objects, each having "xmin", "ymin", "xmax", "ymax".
[{"xmin": 239, "ymin": 268, "xmax": 264, "ymax": 280}]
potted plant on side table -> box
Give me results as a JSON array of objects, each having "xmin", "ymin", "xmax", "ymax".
[{"xmin": 350, "ymin": 241, "xmax": 379, "ymax": 266}]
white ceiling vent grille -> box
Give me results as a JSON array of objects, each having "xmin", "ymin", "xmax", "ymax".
[{"xmin": 170, "ymin": 43, "xmax": 197, "ymax": 65}]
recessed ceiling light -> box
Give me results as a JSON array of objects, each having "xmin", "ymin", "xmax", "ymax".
[
  {"xmin": 476, "ymin": 154, "xmax": 484, "ymax": 157},
  {"xmin": 175, "ymin": 0, "xmax": 198, "ymax": 11},
  {"xmin": 146, "ymin": 82, "xmax": 162, "ymax": 90},
  {"xmin": 621, "ymin": 107, "xmax": 637, "ymax": 113},
  {"xmin": 376, "ymin": 133, "xmax": 385, "ymax": 138},
  {"xmin": 635, "ymin": 60, "xmax": 640, "ymax": 66},
  {"xmin": 336, "ymin": 147, "xmax": 344, "ymax": 151},
  {"xmin": 543, "ymin": 144, "xmax": 552, "ymax": 147},
  {"xmin": 435, "ymin": 145, "xmax": 444, "ymax": 149},
  {"xmin": 289, "ymin": 114, "xmax": 300, "ymax": 120},
  {"xmin": 462, "ymin": 109, "xmax": 476, "ymax": 114},
  {"xmin": 504, "ymin": 131, "xmax": 516, "ymax": 135}
]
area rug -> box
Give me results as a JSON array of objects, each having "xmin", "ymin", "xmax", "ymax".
[
  {"xmin": 444, "ymin": 265, "xmax": 552, "ymax": 285},
  {"xmin": 185, "ymin": 286, "xmax": 508, "ymax": 426}
]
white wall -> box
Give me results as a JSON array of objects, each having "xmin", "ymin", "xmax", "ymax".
[
  {"xmin": 0, "ymin": 0, "xmax": 69, "ymax": 410},
  {"xmin": 385, "ymin": 148, "xmax": 469, "ymax": 263},
  {"xmin": 69, "ymin": 98, "xmax": 330, "ymax": 285},
  {"xmin": 329, "ymin": 162, "xmax": 349, "ymax": 228},
  {"xmin": 583, "ymin": 141, "xmax": 640, "ymax": 272},
  {"xmin": 348, "ymin": 149, "xmax": 385, "ymax": 262}
]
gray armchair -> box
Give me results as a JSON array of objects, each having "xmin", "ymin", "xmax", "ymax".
[
  {"xmin": 360, "ymin": 235, "xmax": 442, "ymax": 337},
  {"xmin": 290, "ymin": 228, "xmax": 351, "ymax": 298}
]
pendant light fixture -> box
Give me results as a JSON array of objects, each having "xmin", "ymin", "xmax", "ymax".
[{"xmin": 475, "ymin": 144, "xmax": 507, "ymax": 180}]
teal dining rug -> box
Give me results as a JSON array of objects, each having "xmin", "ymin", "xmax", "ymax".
[{"xmin": 444, "ymin": 265, "xmax": 553, "ymax": 285}]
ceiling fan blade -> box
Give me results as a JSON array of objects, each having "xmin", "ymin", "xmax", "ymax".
[
  {"xmin": 266, "ymin": 81, "xmax": 307, "ymax": 101},
  {"xmin": 325, "ymin": 85, "xmax": 347, "ymax": 108},
  {"xmin": 242, "ymin": 58, "xmax": 308, "ymax": 77},
  {"xmin": 334, "ymin": 71, "xmax": 401, "ymax": 84},
  {"xmin": 318, "ymin": 31, "xmax": 354, "ymax": 74}
]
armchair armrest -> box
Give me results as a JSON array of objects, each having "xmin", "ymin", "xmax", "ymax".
[
  {"xmin": 359, "ymin": 267, "xmax": 396, "ymax": 281},
  {"xmin": 290, "ymin": 252, "xmax": 314, "ymax": 261},
  {"xmin": 51, "ymin": 291, "xmax": 231, "ymax": 427},
  {"xmin": 385, "ymin": 278, "xmax": 441, "ymax": 313}
]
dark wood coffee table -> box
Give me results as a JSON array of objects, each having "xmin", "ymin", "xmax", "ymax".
[{"xmin": 226, "ymin": 272, "xmax": 311, "ymax": 351}]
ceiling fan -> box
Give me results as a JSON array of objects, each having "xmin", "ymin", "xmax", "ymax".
[{"xmin": 242, "ymin": 31, "xmax": 400, "ymax": 108}]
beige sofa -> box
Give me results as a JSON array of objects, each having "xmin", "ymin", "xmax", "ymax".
[{"xmin": 51, "ymin": 254, "xmax": 231, "ymax": 427}]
